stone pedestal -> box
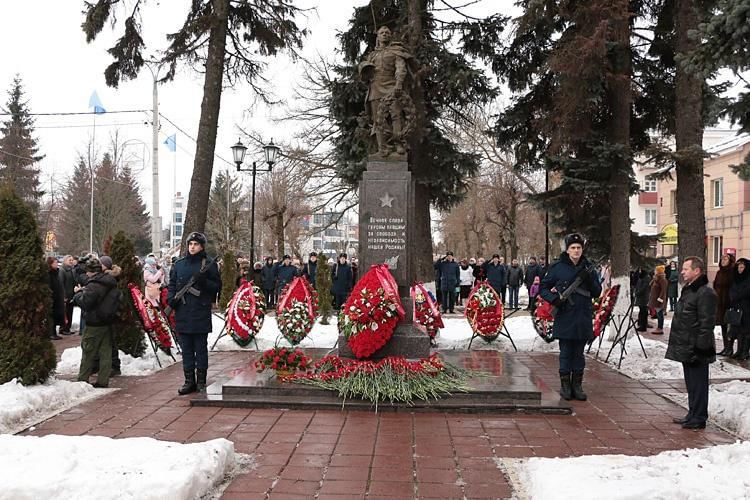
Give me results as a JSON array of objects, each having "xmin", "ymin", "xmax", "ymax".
[{"xmin": 337, "ymin": 159, "xmax": 430, "ymax": 360}]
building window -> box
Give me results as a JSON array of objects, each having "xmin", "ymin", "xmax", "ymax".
[
  {"xmin": 174, "ymin": 225, "xmax": 182, "ymax": 237},
  {"xmin": 313, "ymin": 214, "xmax": 323, "ymax": 225},
  {"xmin": 712, "ymin": 236, "xmax": 723, "ymax": 265},
  {"xmin": 645, "ymin": 208, "xmax": 657, "ymax": 226},
  {"xmin": 642, "ymin": 179, "xmax": 657, "ymax": 192},
  {"xmin": 175, "ymin": 202, "xmax": 182, "ymax": 208},
  {"xmin": 712, "ymin": 178, "xmax": 724, "ymax": 208},
  {"xmin": 174, "ymin": 213, "xmax": 183, "ymax": 223},
  {"xmin": 670, "ymin": 190, "xmax": 677, "ymax": 215},
  {"xmin": 313, "ymin": 239, "xmax": 323, "ymax": 250}
]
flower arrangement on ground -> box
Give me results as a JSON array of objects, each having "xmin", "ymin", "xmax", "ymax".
[
  {"xmin": 464, "ymin": 282, "xmax": 504, "ymax": 342},
  {"xmin": 593, "ymin": 285, "xmax": 620, "ymax": 338},
  {"xmin": 255, "ymin": 346, "xmax": 310, "ymax": 375},
  {"xmin": 128, "ymin": 283, "xmax": 174, "ymax": 354},
  {"xmin": 533, "ymin": 296, "xmax": 555, "ymax": 343},
  {"xmin": 341, "ymin": 264, "xmax": 404, "ymax": 359},
  {"xmin": 411, "ymin": 282, "xmax": 443, "ymax": 341},
  {"xmin": 287, "ymin": 353, "xmax": 467, "ymax": 407},
  {"xmin": 226, "ymin": 279, "xmax": 266, "ymax": 347},
  {"xmin": 276, "ymin": 276, "xmax": 318, "ymax": 345}
]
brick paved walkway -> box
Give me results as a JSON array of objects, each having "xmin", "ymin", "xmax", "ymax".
[{"xmin": 27, "ymin": 336, "xmax": 740, "ymax": 499}]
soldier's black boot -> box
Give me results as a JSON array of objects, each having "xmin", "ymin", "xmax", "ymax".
[
  {"xmin": 559, "ymin": 373, "xmax": 573, "ymax": 401},
  {"xmin": 196, "ymin": 368, "xmax": 208, "ymax": 393},
  {"xmin": 178, "ymin": 370, "xmax": 197, "ymax": 395},
  {"xmin": 571, "ymin": 371, "xmax": 588, "ymax": 401}
]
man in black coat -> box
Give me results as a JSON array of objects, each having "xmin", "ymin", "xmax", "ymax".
[
  {"xmin": 483, "ymin": 254, "xmax": 507, "ymax": 301},
  {"xmin": 59, "ymin": 255, "xmax": 77, "ymax": 335},
  {"xmin": 261, "ymin": 257, "xmax": 276, "ymax": 307},
  {"xmin": 633, "ymin": 268, "xmax": 651, "ymax": 332},
  {"xmin": 302, "ymin": 252, "xmax": 318, "ymax": 288},
  {"xmin": 275, "ymin": 255, "xmax": 299, "ymax": 297},
  {"xmin": 507, "ymin": 259, "xmax": 524, "ymax": 310},
  {"xmin": 331, "ymin": 253, "xmax": 354, "ymax": 310},
  {"xmin": 435, "ymin": 251, "xmax": 460, "ymax": 314},
  {"xmin": 665, "ymin": 256, "xmax": 717, "ymax": 429},
  {"xmin": 167, "ymin": 232, "xmax": 222, "ymax": 395}
]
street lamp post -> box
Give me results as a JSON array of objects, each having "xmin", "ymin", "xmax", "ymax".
[{"xmin": 231, "ymin": 138, "xmax": 280, "ymax": 264}]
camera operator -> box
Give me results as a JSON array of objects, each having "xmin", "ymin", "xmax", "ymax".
[{"xmin": 73, "ymin": 253, "xmax": 93, "ymax": 335}]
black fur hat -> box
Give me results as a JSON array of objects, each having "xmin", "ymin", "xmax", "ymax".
[{"xmin": 564, "ymin": 233, "xmax": 585, "ymax": 249}]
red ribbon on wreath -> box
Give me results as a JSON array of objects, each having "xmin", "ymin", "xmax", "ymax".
[
  {"xmin": 128, "ymin": 283, "xmax": 173, "ymax": 354},
  {"xmin": 464, "ymin": 281, "xmax": 504, "ymax": 342},
  {"xmin": 342, "ymin": 264, "xmax": 404, "ymax": 358},
  {"xmin": 411, "ymin": 282, "xmax": 443, "ymax": 339},
  {"xmin": 226, "ymin": 279, "xmax": 265, "ymax": 347},
  {"xmin": 593, "ymin": 284, "xmax": 620, "ymax": 338},
  {"xmin": 276, "ymin": 276, "xmax": 319, "ymax": 345},
  {"xmin": 159, "ymin": 287, "xmax": 177, "ymax": 333}
]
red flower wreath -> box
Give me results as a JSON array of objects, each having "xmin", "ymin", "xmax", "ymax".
[
  {"xmin": 464, "ymin": 282, "xmax": 504, "ymax": 342},
  {"xmin": 128, "ymin": 283, "xmax": 174, "ymax": 354},
  {"xmin": 533, "ymin": 296, "xmax": 555, "ymax": 343},
  {"xmin": 411, "ymin": 282, "xmax": 444, "ymax": 339},
  {"xmin": 226, "ymin": 279, "xmax": 266, "ymax": 347},
  {"xmin": 341, "ymin": 264, "xmax": 404, "ymax": 359},
  {"xmin": 593, "ymin": 285, "xmax": 620, "ymax": 338},
  {"xmin": 159, "ymin": 287, "xmax": 176, "ymax": 333},
  {"xmin": 276, "ymin": 276, "xmax": 319, "ymax": 345}
]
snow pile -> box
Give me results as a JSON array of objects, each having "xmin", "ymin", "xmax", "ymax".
[
  {"xmin": 667, "ymin": 381, "xmax": 750, "ymax": 439},
  {"xmin": 591, "ymin": 335, "xmax": 750, "ymax": 380},
  {"xmin": 208, "ymin": 314, "xmax": 339, "ymax": 351},
  {"xmin": 0, "ymin": 435, "xmax": 235, "ymax": 500},
  {"xmin": 0, "ymin": 379, "xmax": 103, "ymax": 435},
  {"xmin": 437, "ymin": 316, "xmax": 559, "ymax": 353},
  {"xmin": 513, "ymin": 441, "xmax": 750, "ymax": 500},
  {"xmin": 57, "ymin": 343, "xmax": 178, "ymax": 377}
]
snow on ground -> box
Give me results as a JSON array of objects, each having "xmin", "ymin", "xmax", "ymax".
[
  {"xmin": 0, "ymin": 435, "xmax": 235, "ymax": 500},
  {"xmin": 590, "ymin": 334, "xmax": 750, "ymax": 380},
  {"xmin": 665, "ymin": 380, "xmax": 750, "ymax": 440},
  {"xmin": 208, "ymin": 313, "xmax": 340, "ymax": 351},
  {"xmin": 507, "ymin": 441, "xmax": 750, "ymax": 500},
  {"xmin": 0, "ymin": 379, "xmax": 108, "ymax": 435},
  {"xmin": 56, "ymin": 338, "xmax": 178, "ymax": 377},
  {"xmin": 436, "ymin": 315, "xmax": 559, "ymax": 353}
]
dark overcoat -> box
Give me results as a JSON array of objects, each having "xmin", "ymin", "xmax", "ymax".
[
  {"xmin": 728, "ymin": 265, "xmax": 750, "ymax": 337},
  {"xmin": 483, "ymin": 262, "xmax": 508, "ymax": 291},
  {"xmin": 331, "ymin": 262, "xmax": 353, "ymax": 296},
  {"xmin": 167, "ymin": 251, "xmax": 221, "ymax": 334},
  {"xmin": 261, "ymin": 263, "xmax": 276, "ymax": 290},
  {"xmin": 714, "ymin": 262, "xmax": 735, "ymax": 326},
  {"xmin": 665, "ymin": 274, "xmax": 717, "ymax": 365},
  {"xmin": 539, "ymin": 252, "xmax": 602, "ymax": 341},
  {"xmin": 436, "ymin": 259, "xmax": 460, "ymax": 290},
  {"xmin": 275, "ymin": 263, "xmax": 299, "ymax": 294}
]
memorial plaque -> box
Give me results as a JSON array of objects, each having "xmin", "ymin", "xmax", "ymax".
[{"xmin": 337, "ymin": 159, "xmax": 430, "ymax": 359}]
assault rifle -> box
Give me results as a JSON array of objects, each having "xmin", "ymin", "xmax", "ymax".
[
  {"xmin": 551, "ymin": 262, "xmax": 598, "ymax": 317},
  {"xmin": 164, "ymin": 258, "xmax": 213, "ymax": 316}
]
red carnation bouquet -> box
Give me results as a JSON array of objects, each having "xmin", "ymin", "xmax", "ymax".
[
  {"xmin": 255, "ymin": 346, "xmax": 310, "ymax": 375},
  {"xmin": 276, "ymin": 276, "xmax": 319, "ymax": 345},
  {"xmin": 593, "ymin": 285, "xmax": 620, "ymax": 338},
  {"xmin": 226, "ymin": 279, "xmax": 266, "ymax": 347},
  {"xmin": 341, "ymin": 264, "xmax": 404, "ymax": 359},
  {"xmin": 128, "ymin": 283, "xmax": 174, "ymax": 354},
  {"xmin": 533, "ymin": 296, "xmax": 555, "ymax": 343},
  {"xmin": 411, "ymin": 282, "xmax": 443, "ymax": 339},
  {"xmin": 464, "ymin": 282, "xmax": 504, "ymax": 342}
]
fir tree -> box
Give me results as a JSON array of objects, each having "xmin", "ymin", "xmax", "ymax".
[
  {"xmin": 220, "ymin": 251, "xmax": 238, "ymax": 309},
  {"xmin": 315, "ymin": 254, "xmax": 333, "ymax": 325},
  {"xmin": 0, "ymin": 187, "xmax": 56, "ymax": 384},
  {"xmin": 0, "ymin": 76, "xmax": 44, "ymax": 211},
  {"xmin": 109, "ymin": 231, "xmax": 147, "ymax": 357}
]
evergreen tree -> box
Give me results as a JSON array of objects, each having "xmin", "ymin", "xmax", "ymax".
[
  {"xmin": 329, "ymin": 0, "xmax": 499, "ymax": 280},
  {"xmin": 82, "ymin": 0, "xmax": 306, "ymax": 250},
  {"xmin": 220, "ymin": 251, "xmax": 238, "ymax": 309},
  {"xmin": 0, "ymin": 76, "xmax": 44, "ymax": 210},
  {"xmin": 109, "ymin": 231, "xmax": 147, "ymax": 357},
  {"xmin": 315, "ymin": 253, "xmax": 333, "ymax": 325},
  {"xmin": 0, "ymin": 187, "xmax": 56, "ymax": 384},
  {"xmin": 206, "ymin": 170, "xmax": 247, "ymax": 255}
]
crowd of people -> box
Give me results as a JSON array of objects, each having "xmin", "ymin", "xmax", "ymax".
[{"xmin": 433, "ymin": 253, "xmax": 548, "ymax": 314}]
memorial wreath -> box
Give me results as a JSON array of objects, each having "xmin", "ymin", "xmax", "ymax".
[
  {"xmin": 226, "ymin": 279, "xmax": 266, "ymax": 347},
  {"xmin": 128, "ymin": 283, "xmax": 174, "ymax": 354},
  {"xmin": 593, "ymin": 284, "xmax": 620, "ymax": 338},
  {"xmin": 533, "ymin": 296, "xmax": 555, "ymax": 343},
  {"xmin": 411, "ymin": 282, "xmax": 443, "ymax": 340},
  {"xmin": 464, "ymin": 282, "xmax": 504, "ymax": 342},
  {"xmin": 340, "ymin": 264, "xmax": 404, "ymax": 359},
  {"xmin": 276, "ymin": 276, "xmax": 319, "ymax": 345}
]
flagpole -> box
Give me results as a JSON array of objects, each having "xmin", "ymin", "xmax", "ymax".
[{"xmin": 89, "ymin": 112, "xmax": 95, "ymax": 253}]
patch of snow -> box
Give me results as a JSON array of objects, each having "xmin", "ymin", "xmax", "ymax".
[
  {"xmin": 208, "ymin": 313, "xmax": 340, "ymax": 351},
  {"xmin": 666, "ymin": 380, "xmax": 750, "ymax": 440},
  {"xmin": 0, "ymin": 379, "xmax": 107, "ymax": 435},
  {"xmin": 436, "ymin": 316, "xmax": 559, "ymax": 353},
  {"xmin": 0, "ymin": 435, "xmax": 235, "ymax": 500},
  {"xmin": 57, "ymin": 340, "xmax": 178, "ymax": 377},
  {"xmin": 510, "ymin": 441, "xmax": 750, "ymax": 500},
  {"xmin": 591, "ymin": 335, "xmax": 750, "ymax": 380}
]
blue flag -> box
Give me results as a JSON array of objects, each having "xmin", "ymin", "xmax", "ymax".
[
  {"xmin": 88, "ymin": 91, "xmax": 106, "ymax": 114},
  {"xmin": 164, "ymin": 134, "xmax": 176, "ymax": 152}
]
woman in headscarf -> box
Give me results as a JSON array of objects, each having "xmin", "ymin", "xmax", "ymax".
[
  {"xmin": 143, "ymin": 256, "xmax": 164, "ymax": 307},
  {"xmin": 714, "ymin": 253, "xmax": 736, "ymax": 356}
]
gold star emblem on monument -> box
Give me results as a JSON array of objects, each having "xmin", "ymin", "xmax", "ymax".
[{"xmin": 379, "ymin": 192, "xmax": 394, "ymax": 207}]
